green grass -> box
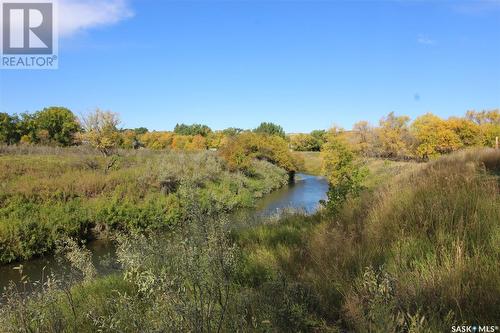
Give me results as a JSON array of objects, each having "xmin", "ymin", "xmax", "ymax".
[{"xmin": 0, "ymin": 146, "xmax": 289, "ymax": 264}]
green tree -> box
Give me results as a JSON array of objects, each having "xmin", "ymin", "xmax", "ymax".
[
  {"xmin": 0, "ymin": 113, "xmax": 20, "ymax": 144},
  {"xmin": 34, "ymin": 107, "xmax": 80, "ymax": 146},
  {"xmin": 174, "ymin": 123, "xmax": 212, "ymax": 137},
  {"xmin": 310, "ymin": 130, "xmax": 327, "ymax": 147},
  {"xmin": 253, "ymin": 122, "xmax": 286, "ymax": 139},
  {"xmin": 222, "ymin": 127, "xmax": 244, "ymax": 137},
  {"xmin": 133, "ymin": 127, "xmax": 149, "ymax": 135},
  {"xmin": 17, "ymin": 112, "xmax": 38, "ymax": 144}
]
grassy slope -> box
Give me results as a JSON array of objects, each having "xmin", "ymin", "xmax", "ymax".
[
  {"xmin": 293, "ymin": 151, "xmax": 323, "ymax": 175},
  {"xmin": 293, "ymin": 151, "xmax": 416, "ymax": 183},
  {"xmin": 0, "ymin": 147, "xmax": 288, "ymax": 264},
  {"xmin": 238, "ymin": 149, "xmax": 500, "ymax": 331}
]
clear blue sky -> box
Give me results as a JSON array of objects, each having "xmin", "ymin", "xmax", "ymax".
[{"xmin": 1, "ymin": 0, "xmax": 499, "ymax": 133}]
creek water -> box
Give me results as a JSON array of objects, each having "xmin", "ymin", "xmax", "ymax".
[{"xmin": 0, "ymin": 173, "xmax": 328, "ymax": 292}]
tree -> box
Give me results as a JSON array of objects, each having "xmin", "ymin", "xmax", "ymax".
[
  {"xmin": 411, "ymin": 113, "xmax": 462, "ymax": 160},
  {"xmin": 310, "ymin": 130, "xmax": 327, "ymax": 146},
  {"xmin": 174, "ymin": 124, "xmax": 212, "ymax": 137},
  {"xmin": 253, "ymin": 122, "xmax": 286, "ymax": 139},
  {"xmin": 17, "ymin": 112, "xmax": 38, "ymax": 144},
  {"xmin": 206, "ymin": 131, "xmax": 226, "ymax": 149},
  {"xmin": 353, "ymin": 121, "xmax": 375, "ymax": 156},
  {"xmin": 79, "ymin": 109, "xmax": 121, "ymax": 156},
  {"xmin": 133, "ymin": 127, "xmax": 149, "ymax": 135},
  {"xmin": 467, "ymin": 109, "xmax": 500, "ymax": 147},
  {"xmin": 186, "ymin": 135, "xmax": 207, "ymax": 151},
  {"xmin": 172, "ymin": 135, "xmax": 191, "ymax": 150},
  {"xmin": 222, "ymin": 127, "xmax": 244, "ymax": 137},
  {"xmin": 378, "ymin": 112, "xmax": 412, "ymax": 158},
  {"xmin": 0, "ymin": 113, "xmax": 20, "ymax": 144},
  {"xmin": 321, "ymin": 128, "xmax": 367, "ymax": 214},
  {"xmin": 447, "ymin": 117, "xmax": 481, "ymax": 147},
  {"xmin": 35, "ymin": 107, "xmax": 80, "ymax": 146},
  {"xmin": 289, "ymin": 130, "xmax": 326, "ymax": 152},
  {"xmin": 219, "ymin": 132, "xmax": 300, "ymax": 172},
  {"xmin": 466, "ymin": 109, "xmax": 500, "ymax": 125},
  {"xmin": 139, "ymin": 131, "xmax": 174, "ymax": 150}
]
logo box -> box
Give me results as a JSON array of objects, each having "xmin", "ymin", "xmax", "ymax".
[{"xmin": 1, "ymin": 0, "xmax": 58, "ymax": 69}]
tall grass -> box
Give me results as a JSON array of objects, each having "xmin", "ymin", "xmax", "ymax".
[
  {"xmin": 232, "ymin": 149, "xmax": 500, "ymax": 331},
  {"xmin": 295, "ymin": 149, "xmax": 500, "ymax": 330},
  {"xmin": 1, "ymin": 149, "xmax": 498, "ymax": 332},
  {"xmin": 0, "ymin": 147, "xmax": 288, "ymax": 264}
]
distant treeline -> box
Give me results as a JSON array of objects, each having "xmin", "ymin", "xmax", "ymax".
[
  {"xmin": 0, "ymin": 108, "xmax": 286, "ymax": 151},
  {"xmin": 292, "ymin": 110, "xmax": 500, "ymax": 160},
  {"xmin": 0, "ymin": 109, "xmax": 302, "ymax": 173},
  {"xmin": 1, "ymin": 107, "xmax": 499, "ymax": 160}
]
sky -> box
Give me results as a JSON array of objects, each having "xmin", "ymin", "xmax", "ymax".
[{"xmin": 0, "ymin": 0, "xmax": 499, "ymax": 133}]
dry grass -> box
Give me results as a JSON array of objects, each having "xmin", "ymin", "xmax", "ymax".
[
  {"xmin": 300, "ymin": 149, "xmax": 500, "ymax": 329},
  {"xmin": 293, "ymin": 151, "xmax": 323, "ymax": 175}
]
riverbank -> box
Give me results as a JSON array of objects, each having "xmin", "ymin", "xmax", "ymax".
[
  {"xmin": 0, "ymin": 148, "xmax": 289, "ymax": 265},
  {"xmin": 0, "ymin": 173, "xmax": 328, "ymax": 291},
  {"xmin": 2, "ymin": 150, "xmax": 498, "ymax": 332}
]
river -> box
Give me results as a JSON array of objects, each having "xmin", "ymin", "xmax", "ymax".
[{"xmin": 0, "ymin": 173, "xmax": 328, "ymax": 292}]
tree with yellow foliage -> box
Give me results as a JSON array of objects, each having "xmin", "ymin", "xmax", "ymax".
[
  {"xmin": 172, "ymin": 135, "xmax": 191, "ymax": 151},
  {"xmin": 411, "ymin": 113, "xmax": 462, "ymax": 160},
  {"xmin": 79, "ymin": 109, "xmax": 122, "ymax": 156},
  {"xmin": 377, "ymin": 112, "xmax": 412, "ymax": 158},
  {"xmin": 139, "ymin": 131, "xmax": 174, "ymax": 150},
  {"xmin": 352, "ymin": 120, "xmax": 375, "ymax": 156},
  {"xmin": 447, "ymin": 117, "xmax": 481, "ymax": 147},
  {"xmin": 219, "ymin": 132, "xmax": 300, "ymax": 173},
  {"xmin": 121, "ymin": 130, "xmax": 138, "ymax": 149},
  {"xmin": 466, "ymin": 109, "xmax": 500, "ymax": 147},
  {"xmin": 186, "ymin": 135, "xmax": 207, "ymax": 151}
]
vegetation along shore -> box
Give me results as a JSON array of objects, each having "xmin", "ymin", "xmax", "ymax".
[{"xmin": 0, "ymin": 107, "xmax": 499, "ymax": 332}]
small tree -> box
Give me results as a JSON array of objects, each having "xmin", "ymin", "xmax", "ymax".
[
  {"xmin": 79, "ymin": 109, "xmax": 121, "ymax": 156},
  {"xmin": 321, "ymin": 128, "xmax": 367, "ymax": 214}
]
